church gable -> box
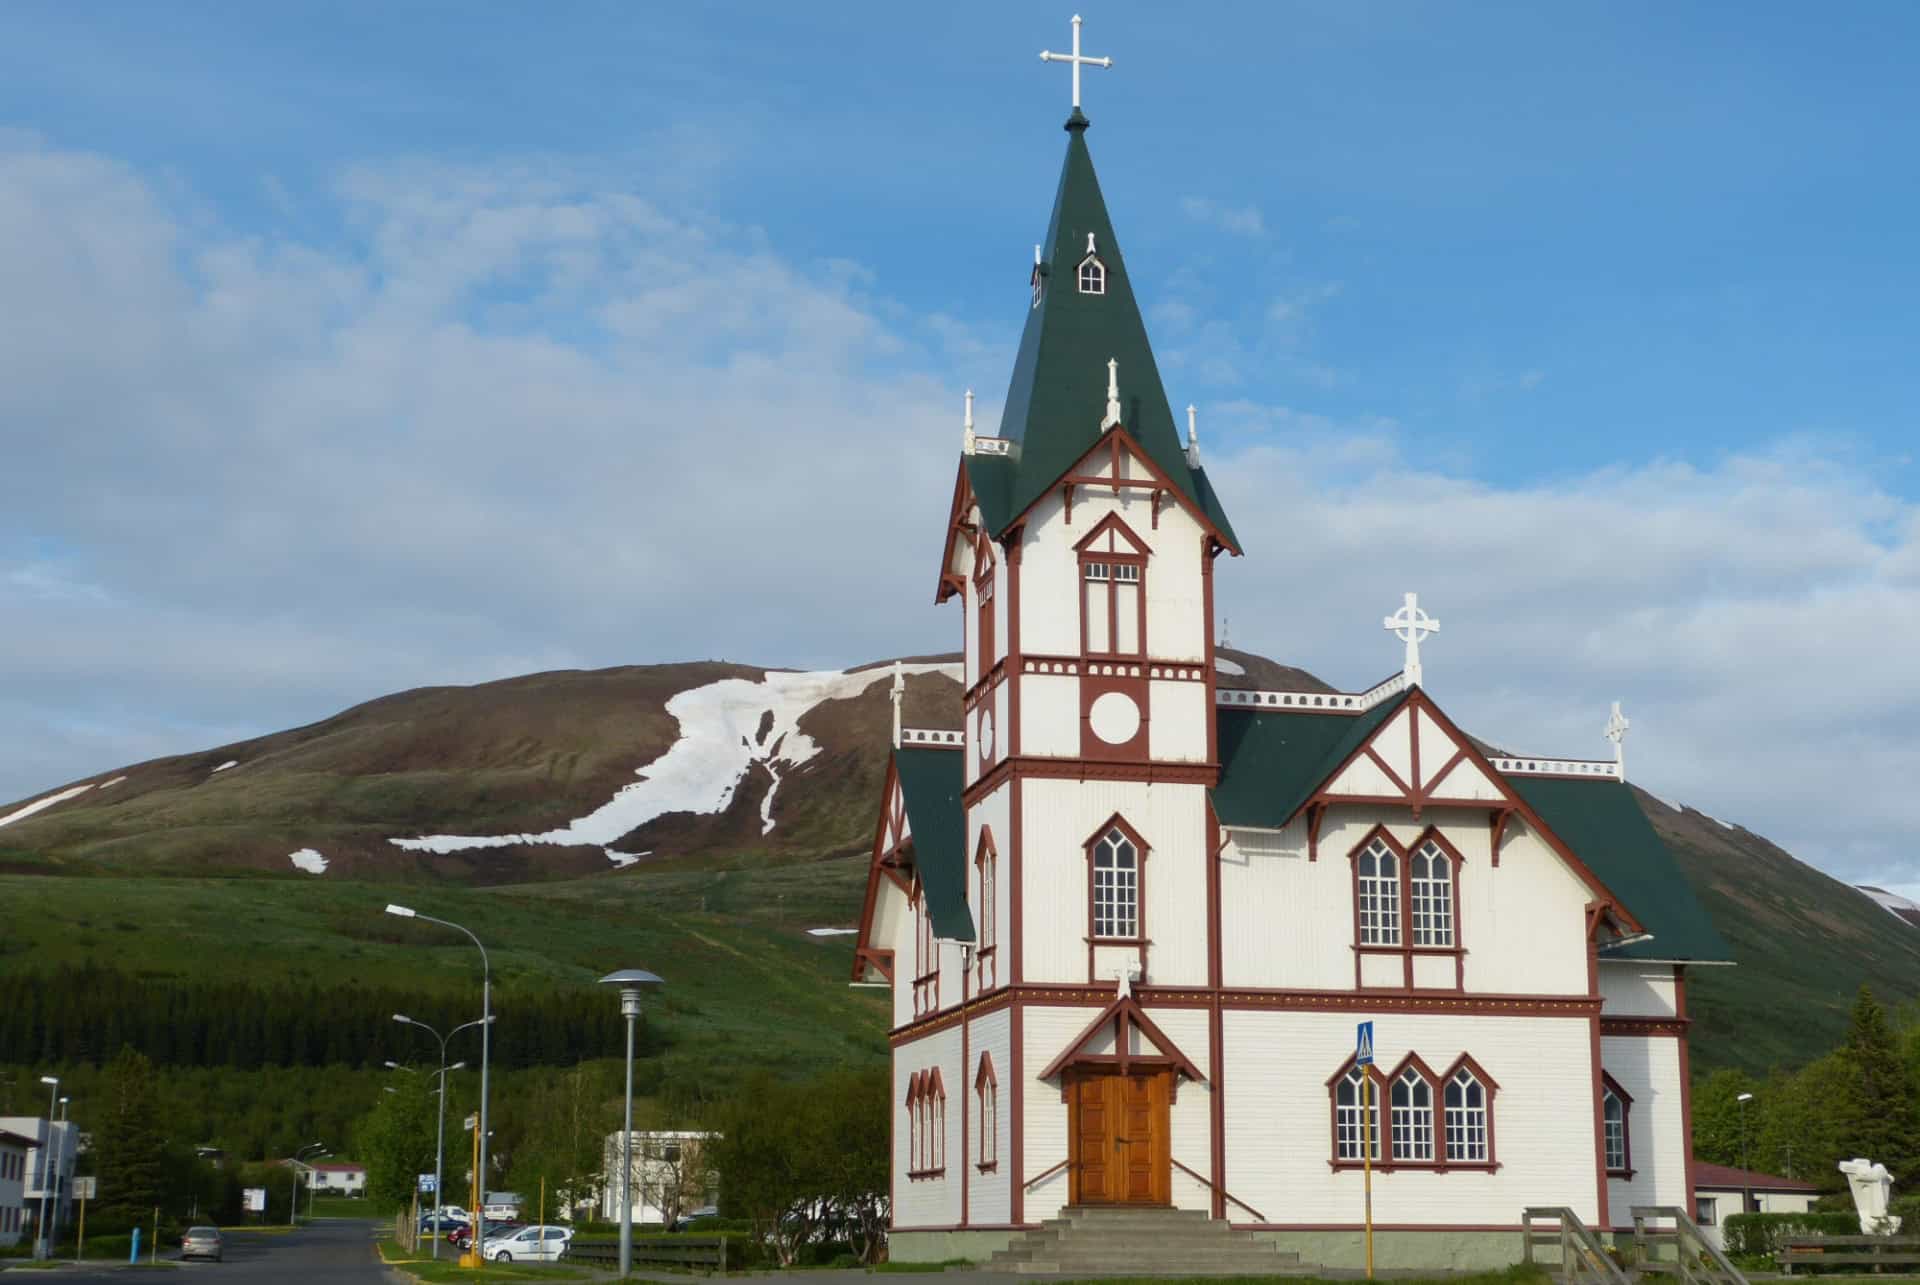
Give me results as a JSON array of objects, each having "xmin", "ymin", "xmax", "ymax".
[
  {"xmin": 853, "ymin": 748, "xmax": 974, "ymax": 985},
  {"xmin": 1319, "ymin": 695, "xmax": 1507, "ymax": 812},
  {"xmin": 1036, "ymin": 991, "xmax": 1207, "ymax": 1087}
]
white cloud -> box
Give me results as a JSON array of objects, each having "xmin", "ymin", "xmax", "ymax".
[
  {"xmin": 1180, "ymin": 195, "xmax": 1266, "ymax": 237},
  {"xmin": 3, "ymin": 132, "xmax": 1919, "ymax": 902}
]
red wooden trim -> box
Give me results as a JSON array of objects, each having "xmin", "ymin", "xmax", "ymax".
[
  {"xmin": 1072, "ymin": 510, "xmax": 1152, "ymax": 555},
  {"xmin": 1586, "ymin": 919, "xmax": 1610, "ymax": 1229},
  {"xmin": 1676, "ymin": 965, "xmax": 1698, "ymax": 1211},
  {"xmin": 1488, "ymin": 808, "xmax": 1513, "ymax": 867},
  {"xmin": 1406, "ymin": 702, "xmax": 1423, "ymax": 819},
  {"xmin": 935, "ymin": 462, "xmax": 976, "ymax": 604},
  {"xmin": 1600, "ymin": 1016, "xmax": 1688, "ymax": 1037},
  {"xmin": 962, "ymin": 756, "xmax": 1221, "ymax": 808},
  {"xmin": 853, "ymin": 758, "xmax": 905, "ymax": 982},
  {"xmin": 1035, "ymin": 993, "xmax": 1208, "ymax": 1084},
  {"xmin": 1015, "ymin": 424, "xmax": 1240, "ymax": 555}
]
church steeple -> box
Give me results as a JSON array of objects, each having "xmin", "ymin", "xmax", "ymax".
[{"xmin": 966, "ymin": 77, "xmax": 1239, "ymax": 552}]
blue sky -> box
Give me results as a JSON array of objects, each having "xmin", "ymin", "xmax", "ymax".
[{"xmin": 1, "ymin": 3, "xmax": 1916, "ymax": 891}]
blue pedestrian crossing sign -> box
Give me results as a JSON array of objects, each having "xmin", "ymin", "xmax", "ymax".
[{"xmin": 1356, "ymin": 1020, "xmax": 1375, "ymax": 1066}]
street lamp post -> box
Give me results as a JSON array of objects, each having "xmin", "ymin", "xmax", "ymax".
[
  {"xmin": 35, "ymin": 1076, "xmax": 57, "ymax": 1260},
  {"xmin": 600, "ymin": 969, "xmax": 664, "ymax": 1280},
  {"xmin": 1737, "ymin": 1092, "xmax": 1756, "ymax": 1214},
  {"xmin": 290, "ymin": 1143, "xmax": 326, "ymax": 1227},
  {"xmin": 393, "ymin": 1013, "xmax": 484, "ymax": 1260},
  {"xmin": 387, "ymin": 906, "xmax": 492, "ymax": 1216},
  {"xmin": 45, "ymin": 1096, "xmax": 69, "ymax": 1257}
]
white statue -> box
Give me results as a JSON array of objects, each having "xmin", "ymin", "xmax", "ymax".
[{"xmin": 1838, "ymin": 1158, "xmax": 1901, "ymax": 1235}]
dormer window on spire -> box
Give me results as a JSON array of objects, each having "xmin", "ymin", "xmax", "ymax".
[{"xmin": 1078, "ymin": 232, "xmax": 1106, "ymax": 295}]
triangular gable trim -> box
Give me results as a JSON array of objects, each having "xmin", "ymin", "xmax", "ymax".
[
  {"xmin": 1290, "ymin": 688, "xmax": 1645, "ymax": 936},
  {"xmin": 852, "ymin": 755, "xmax": 913, "ymax": 982},
  {"xmin": 1072, "ymin": 510, "xmax": 1152, "ymax": 557},
  {"xmin": 1036, "ymin": 993, "xmax": 1208, "ymax": 1085},
  {"xmin": 936, "ymin": 462, "xmax": 979, "ymax": 604},
  {"xmin": 1013, "ymin": 424, "xmax": 1240, "ymax": 555}
]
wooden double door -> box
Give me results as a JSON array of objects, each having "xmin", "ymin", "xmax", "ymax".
[{"xmin": 1068, "ymin": 1069, "xmax": 1171, "ymax": 1205}]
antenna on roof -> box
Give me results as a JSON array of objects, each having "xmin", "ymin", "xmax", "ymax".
[
  {"xmin": 1102, "ymin": 358, "xmax": 1121, "ymax": 429},
  {"xmin": 1605, "ymin": 701, "xmax": 1631, "ymax": 781}
]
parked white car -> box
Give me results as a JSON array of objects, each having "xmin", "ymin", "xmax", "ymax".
[{"xmin": 482, "ymin": 1224, "xmax": 573, "ymax": 1264}]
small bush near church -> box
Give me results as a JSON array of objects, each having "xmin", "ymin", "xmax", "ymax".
[{"xmin": 1722, "ymin": 1211, "xmax": 1862, "ymax": 1260}]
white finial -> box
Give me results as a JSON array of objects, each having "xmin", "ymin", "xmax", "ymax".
[
  {"xmin": 1101, "ymin": 959, "xmax": 1142, "ymax": 999},
  {"xmin": 1383, "ymin": 592, "xmax": 1440, "ymax": 688},
  {"xmin": 1186, "ymin": 403, "xmax": 1200, "ymax": 467},
  {"xmin": 1086, "ymin": 231, "xmax": 1097, "ymax": 256},
  {"xmin": 890, "ymin": 661, "xmax": 904, "ymax": 750},
  {"xmin": 962, "ymin": 389, "xmax": 976, "ymax": 456},
  {"xmin": 1221, "ymin": 615, "xmax": 1231, "ymax": 648},
  {"xmin": 1102, "ymin": 358, "xmax": 1121, "ymax": 428},
  {"xmin": 1034, "ymin": 243, "xmax": 1042, "ymax": 266},
  {"xmin": 1605, "ymin": 701, "xmax": 1631, "ymax": 780},
  {"xmin": 1039, "ymin": 14, "xmax": 1112, "ymax": 113}
]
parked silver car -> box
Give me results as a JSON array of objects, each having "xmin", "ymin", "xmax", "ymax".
[
  {"xmin": 482, "ymin": 1223, "xmax": 572, "ymax": 1263},
  {"xmin": 181, "ymin": 1226, "xmax": 224, "ymax": 1262}
]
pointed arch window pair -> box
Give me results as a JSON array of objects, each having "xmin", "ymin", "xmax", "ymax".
[
  {"xmin": 905, "ymin": 1069, "xmax": 946, "ymax": 1179},
  {"xmin": 1330, "ymin": 1054, "xmax": 1497, "ymax": 1170}
]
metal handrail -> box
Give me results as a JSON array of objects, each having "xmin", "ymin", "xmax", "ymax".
[
  {"xmin": 1168, "ymin": 1158, "xmax": 1267, "ymax": 1222},
  {"xmin": 1023, "ymin": 1158, "xmax": 1071, "ymax": 1191}
]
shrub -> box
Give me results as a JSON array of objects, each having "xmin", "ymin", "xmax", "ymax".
[{"xmin": 1722, "ymin": 1211, "xmax": 1862, "ymax": 1259}]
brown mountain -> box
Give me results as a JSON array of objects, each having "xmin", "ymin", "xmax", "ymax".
[{"xmin": 0, "ymin": 647, "xmax": 1912, "ymax": 1073}]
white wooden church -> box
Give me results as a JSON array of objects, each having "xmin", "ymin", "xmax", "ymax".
[{"xmin": 853, "ymin": 19, "xmax": 1730, "ymax": 1269}]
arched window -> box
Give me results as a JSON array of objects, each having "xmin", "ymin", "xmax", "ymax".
[
  {"xmin": 1078, "ymin": 255, "xmax": 1105, "ymax": 294},
  {"xmin": 905, "ymin": 1072, "xmax": 923, "ymax": 1174},
  {"xmin": 929, "ymin": 1071, "xmax": 947, "ymax": 1174},
  {"xmin": 1090, "ymin": 824, "xmax": 1140, "ymax": 939},
  {"xmin": 913, "ymin": 888, "xmax": 938, "ymax": 1017},
  {"xmin": 1410, "ymin": 839, "xmax": 1454, "ymax": 947},
  {"xmin": 1357, "ymin": 837, "xmax": 1401, "ymax": 946},
  {"xmin": 1332, "ymin": 1064, "xmax": 1382, "ymax": 1162},
  {"xmin": 976, "ymin": 1055, "xmax": 998, "ymax": 1172},
  {"xmin": 1390, "ymin": 1065, "xmax": 1435, "ymax": 1162},
  {"xmin": 1444, "ymin": 1066, "xmax": 1489, "ymax": 1163},
  {"xmin": 975, "ymin": 832, "xmax": 998, "ymax": 989},
  {"xmin": 1602, "ymin": 1073, "xmax": 1632, "ymax": 1175}
]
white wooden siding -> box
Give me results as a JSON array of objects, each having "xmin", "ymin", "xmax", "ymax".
[
  {"xmin": 969, "ymin": 1008, "xmax": 1013, "ymax": 1226},
  {"xmin": 1602, "ymin": 1034, "xmax": 1688, "ymax": 1222},
  {"xmin": 1018, "ymin": 673, "xmax": 1080, "ymax": 758},
  {"xmin": 1222, "ymin": 1010, "xmax": 1601, "ymax": 1225},
  {"xmin": 1146, "ymin": 680, "xmax": 1208, "ymax": 762},
  {"xmin": 1597, "ymin": 964, "xmax": 1679, "ymax": 1018},
  {"xmin": 894, "ymin": 1024, "xmax": 965, "ymax": 1229},
  {"xmin": 1019, "ymin": 778, "xmax": 1210, "ymax": 987}
]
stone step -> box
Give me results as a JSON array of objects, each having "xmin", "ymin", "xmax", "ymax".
[
  {"xmin": 1004, "ymin": 1258, "xmax": 1310, "ymax": 1276},
  {"xmin": 992, "ymin": 1245, "xmax": 1300, "ymax": 1267},
  {"xmin": 996, "ymin": 1235, "xmax": 1286, "ymax": 1257}
]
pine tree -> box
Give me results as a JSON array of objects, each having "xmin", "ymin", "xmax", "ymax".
[
  {"xmin": 93, "ymin": 1046, "xmax": 167, "ymax": 1227},
  {"xmin": 1833, "ymin": 985, "xmax": 1918, "ymax": 1175}
]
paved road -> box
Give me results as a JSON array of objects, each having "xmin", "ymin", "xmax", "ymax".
[{"xmin": 15, "ymin": 1219, "xmax": 393, "ymax": 1282}]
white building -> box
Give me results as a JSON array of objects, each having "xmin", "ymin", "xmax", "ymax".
[
  {"xmin": 1692, "ymin": 1162, "xmax": 1819, "ymax": 1249},
  {"xmin": 0, "ymin": 1130, "xmax": 33, "ymax": 1249},
  {"xmin": 854, "ymin": 25, "xmax": 1731, "ymax": 1271},
  {"xmin": 308, "ymin": 1162, "xmax": 367, "ymax": 1196},
  {"xmin": 598, "ymin": 1131, "xmax": 717, "ymax": 1225},
  {"xmin": 0, "ymin": 1117, "xmax": 77, "ymax": 1242}
]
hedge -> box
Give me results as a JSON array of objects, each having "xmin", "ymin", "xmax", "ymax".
[{"xmin": 1722, "ymin": 1211, "xmax": 1862, "ymax": 1259}]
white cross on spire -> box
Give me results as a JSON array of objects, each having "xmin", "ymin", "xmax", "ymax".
[
  {"xmin": 1039, "ymin": 14, "xmax": 1112, "ymax": 113},
  {"xmin": 1605, "ymin": 701, "xmax": 1631, "ymax": 780},
  {"xmin": 1383, "ymin": 592, "xmax": 1440, "ymax": 688},
  {"xmin": 890, "ymin": 660, "xmax": 905, "ymax": 749}
]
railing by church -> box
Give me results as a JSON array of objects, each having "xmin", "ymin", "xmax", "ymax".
[{"xmin": 1523, "ymin": 1207, "xmax": 1632, "ymax": 1285}]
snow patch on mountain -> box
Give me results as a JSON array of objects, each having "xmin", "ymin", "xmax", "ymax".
[
  {"xmin": 212, "ymin": 760, "xmax": 239, "ymax": 773},
  {"xmin": 99, "ymin": 776, "xmax": 127, "ymax": 789},
  {"xmin": 288, "ymin": 848, "xmax": 329, "ymax": 874},
  {"xmin": 1214, "ymin": 656, "xmax": 1246, "ymax": 676},
  {"xmin": 390, "ymin": 663, "xmax": 958, "ymax": 855},
  {"xmin": 0, "ymin": 783, "xmax": 95, "ymax": 829}
]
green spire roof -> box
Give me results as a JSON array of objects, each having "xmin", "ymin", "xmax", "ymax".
[{"xmin": 967, "ymin": 116, "xmax": 1239, "ymax": 550}]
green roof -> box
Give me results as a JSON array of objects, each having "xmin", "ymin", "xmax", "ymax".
[
  {"xmin": 1210, "ymin": 697, "xmax": 1405, "ymax": 830},
  {"xmin": 1212, "ymin": 699, "xmax": 1732, "ymax": 963},
  {"xmin": 1510, "ymin": 775, "xmax": 1734, "ymax": 964},
  {"xmin": 970, "ymin": 114, "xmax": 1239, "ymax": 550},
  {"xmin": 894, "ymin": 747, "xmax": 975, "ymax": 941}
]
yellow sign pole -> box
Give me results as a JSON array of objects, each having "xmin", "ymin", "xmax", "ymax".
[
  {"xmin": 75, "ymin": 1196, "xmax": 85, "ymax": 1263},
  {"xmin": 1362, "ymin": 1072, "xmax": 1375, "ymax": 1279}
]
